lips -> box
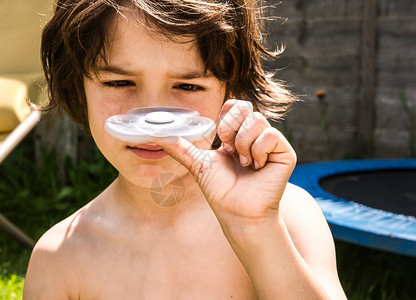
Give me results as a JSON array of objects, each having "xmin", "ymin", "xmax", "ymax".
[
  {"xmin": 127, "ymin": 143, "xmax": 168, "ymax": 159},
  {"xmin": 131, "ymin": 143, "xmax": 163, "ymax": 151}
]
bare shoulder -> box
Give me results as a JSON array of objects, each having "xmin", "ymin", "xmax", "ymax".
[
  {"xmin": 23, "ymin": 207, "xmax": 89, "ymax": 299},
  {"xmin": 280, "ymin": 182, "xmax": 333, "ymax": 259},
  {"xmin": 280, "ymin": 183, "xmax": 347, "ymax": 299},
  {"xmin": 280, "ymin": 183, "xmax": 327, "ymax": 227}
]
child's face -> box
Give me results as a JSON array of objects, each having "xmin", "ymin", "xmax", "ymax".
[{"xmin": 83, "ymin": 12, "xmax": 226, "ymax": 186}]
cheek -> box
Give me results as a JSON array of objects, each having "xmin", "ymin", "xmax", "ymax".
[
  {"xmin": 196, "ymin": 85, "xmax": 227, "ymax": 121},
  {"xmin": 84, "ymin": 95, "xmax": 116, "ymax": 146},
  {"xmin": 85, "ymin": 91, "xmax": 126, "ymax": 134},
  {"xmin": 84, "ymin": 78, "xmax": 122, "ymax": 114}
]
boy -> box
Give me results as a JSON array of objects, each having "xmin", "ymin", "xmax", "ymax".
[{"xmin": 24, "ymin": 0, "xmax": 346, "ymax": 299}]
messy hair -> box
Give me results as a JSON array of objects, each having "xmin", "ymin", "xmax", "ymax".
[{"xmin": 41, "ymin": 0, "xmax": 295, "ymax": 132}]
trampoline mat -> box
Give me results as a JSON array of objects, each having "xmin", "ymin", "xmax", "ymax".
[{"xmin": 319, "ymin": 169, "xmax": 416, "ymax": 217}]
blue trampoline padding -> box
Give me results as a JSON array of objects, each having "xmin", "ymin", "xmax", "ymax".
[{"xmin": 289, "ymin": 159, "xmax": 416, "ymax": 257}]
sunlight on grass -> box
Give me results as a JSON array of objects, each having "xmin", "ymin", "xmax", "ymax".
[{"xmin": 0, "ymin": 274, "xmax": 24, "ymax": 300}]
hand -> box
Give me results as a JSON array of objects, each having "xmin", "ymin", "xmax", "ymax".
[{"xmin": 154, "ymin": 99, "xmax": 297, "ymax": 227}]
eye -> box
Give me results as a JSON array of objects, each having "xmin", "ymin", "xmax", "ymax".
[
  {"xmin": 175, "ymin": 84, "xmax": 205, "ymax": 92},
  {"xmin": 103, "ymin": 80, "xmax": 134, "ymax": 88}
]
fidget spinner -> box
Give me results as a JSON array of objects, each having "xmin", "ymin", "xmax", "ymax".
[{"xmin": 105, "ymin": 106, "xmax": 215, "ymax": 143}]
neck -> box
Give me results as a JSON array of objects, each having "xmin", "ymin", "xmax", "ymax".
[{"xmin": 104, "ymin": 172, "xmax": 207, "ymax": 230}]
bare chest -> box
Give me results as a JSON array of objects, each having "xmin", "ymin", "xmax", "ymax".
[{"xmin": 74, "ymin": 235, "xmax": 256, "ymax": 299}]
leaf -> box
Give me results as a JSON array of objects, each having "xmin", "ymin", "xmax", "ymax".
[{"xmin": 56, "ymin": 186, "xmax": 75, "ymax": 201}]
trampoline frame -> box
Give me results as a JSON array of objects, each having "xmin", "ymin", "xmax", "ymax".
[{"xmin": 289, "ymin": 159, "xmax": 416, "ymax": 257}]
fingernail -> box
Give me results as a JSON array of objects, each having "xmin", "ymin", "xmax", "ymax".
[
  {"xmin": 223, "ymin": 143, "xmax": 234, "ymax": 152},
  {"xmin": 254, "ymin": 160, "xmax": 260, "ymax": 169},
  {"xmin": 239, "ymin": 154, "xmax": 249, "ymax": 166}
]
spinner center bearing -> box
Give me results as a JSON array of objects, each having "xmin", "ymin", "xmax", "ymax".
[{"xmin": 144, "ymin": 111, "xmax": 175, "ymax": 124}]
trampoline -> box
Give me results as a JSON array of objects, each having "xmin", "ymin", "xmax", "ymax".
[{"xmin": 289, "ymin": 159, "xmax": 416, "ymax": 257}]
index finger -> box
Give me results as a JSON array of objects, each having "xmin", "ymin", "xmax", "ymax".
[
  {"xmin": 150, "ymin": 136, "xmax": 214, "ymax": 179},
  {"xmin": 218, "ymin": 99, "xmax": 253, "ymax": 151}
]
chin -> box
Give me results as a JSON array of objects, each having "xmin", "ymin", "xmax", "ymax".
[{"xmin": 121, "ymin": 161, "xmax": 189, "ymax": 189}]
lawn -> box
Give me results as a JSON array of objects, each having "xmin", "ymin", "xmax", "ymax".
[{"xmin": 1, "ymin": 138, "xmax": 415, "ymax": 299}]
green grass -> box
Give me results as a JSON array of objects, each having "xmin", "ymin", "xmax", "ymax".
[
  {"xmin": 0, "ymin": 273, "xmax": 24, "ymax": 300},
  {"xmin": 1, "ymin": 136, "xmax": 415, "ymax": 299},
  {"xmin": 336, "ymin": 240, "xmax": 416, "ymax": 300}
]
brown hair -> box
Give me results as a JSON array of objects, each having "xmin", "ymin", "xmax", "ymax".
[{"xmin": 41, "ymin": 0, "xmax": 295, "ymax": 132}]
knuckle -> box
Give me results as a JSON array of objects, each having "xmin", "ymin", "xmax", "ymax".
[
  {"xmin": 234, "ymin": 101, "xmax": 253, "ymax": 115},
  {"xmin": 234, "ymin": 133, "xmax": 246, "ymax": 147},
  {"xmin": 252, "ymin": 111, "xmax": 264, "ymax": 119},
  {"xmin": 240, "ymin": 112, "xmax": 261, "ymax": 131},
  {"xmin": 217, "ymin": 123, "xmax": 236, "ymax": 141},
  {"xmin": 263, "ymin": 127, "xmax": 279, "ymax": 139},
  {"xmin": 234, "ymin": 135, "xmax": 250, "ymax": 154},
  {"xmin": 290, "ymin": 148, "xmax": 297, "ymax": 165},
  {"xmin": 241, "ymin": 100, "xmax": 254, "ymax": 111},
  {"xmin": 250, "ymin": 142, "xmax": 263, "ymax": 158}
]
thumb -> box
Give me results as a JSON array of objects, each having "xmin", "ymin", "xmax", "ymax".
[{"xmin": 151, "ymin": 136, "xmax": 214, "ymax": 177}]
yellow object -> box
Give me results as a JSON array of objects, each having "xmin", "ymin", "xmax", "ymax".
[
  {"xmin": 316, "ymin": 90, "xmax": 326, "ymax": 97},
  {"xmin": 0, "ymin": 0, "xmax": 53, "ymax": 74},
  {"xmin": 0, "ymin": 77, "xmax": 31, "ymax": 133}
]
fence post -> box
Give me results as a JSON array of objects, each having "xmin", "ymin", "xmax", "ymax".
[{"xmin": 356, "ymin": 0, "xmax": 377, "ymax": 157}]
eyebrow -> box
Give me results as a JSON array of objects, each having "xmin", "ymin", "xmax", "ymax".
[
  {"xmin": 96, "ymin": 65, "xmax": 136, "ymax": 76},
  {"xmin": 96, "ymin": 65, "xmax": 211, "ymax": 80},
  {"xmin": 169, "ymin": 71, "xmax": 211, "ymax": 80}
]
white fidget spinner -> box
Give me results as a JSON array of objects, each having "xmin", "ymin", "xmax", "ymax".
[{"xmin": 105, "ymin": 106, "xmax": 216, "ymax": 143}]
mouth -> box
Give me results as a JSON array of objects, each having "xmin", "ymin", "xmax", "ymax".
[
  {"xmin": 127, "ymin": 144, "xmax": 168, "ymax": 159},
  {"xmin": 129, "ymin": 143, "xmax": 163, "ymax": 151}
]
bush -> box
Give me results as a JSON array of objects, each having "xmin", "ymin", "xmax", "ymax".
[
  {"xmin": 0, "ymin": 137, "xmax": 117, "ymax": 275},
  {"xmin": 0, "ymin": 273, "xmax": 24, "ymax": 300}
]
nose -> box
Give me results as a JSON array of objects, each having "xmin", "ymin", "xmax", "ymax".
[{"xmin": 135, "ymin": 83, "xmax": 170, "ymax": 108}]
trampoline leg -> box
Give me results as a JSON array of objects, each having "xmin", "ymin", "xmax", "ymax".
[{"xmin": 0, "ymin": 212, "xmax": 35, "ymax": 249}]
